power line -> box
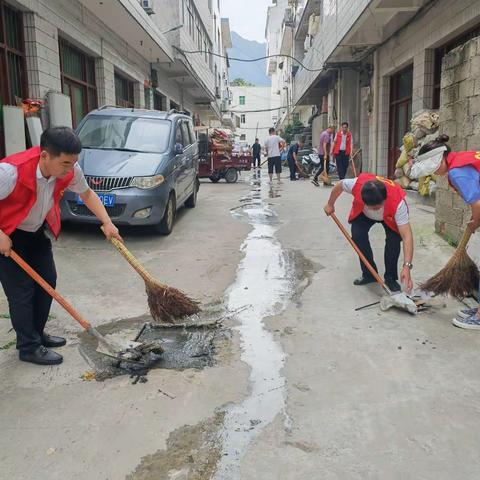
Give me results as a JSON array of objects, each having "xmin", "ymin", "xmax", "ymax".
[
  {"xmin": 226, "ymin": 105, "xmax": 288, "ymax": 113},
  {"xmin": 175, "ymin": 47, "xmax": 325, "ymax": 72}
]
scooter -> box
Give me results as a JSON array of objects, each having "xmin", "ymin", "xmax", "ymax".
[{"xmin": 301, "ymin": 152, "xmax": 321, "ymax": 175}]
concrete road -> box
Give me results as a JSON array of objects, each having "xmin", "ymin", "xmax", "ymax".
[{"xmin": 1, "ymin": 171, "xmax": 479, "ymax": 479}]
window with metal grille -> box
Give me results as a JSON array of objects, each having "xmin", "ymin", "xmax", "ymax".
[
  {"xmin": 59, "ymin": 39, "xmax": 97, "ymax": 128},
  {"xmin": 114, "ymin": 73, "xmax": 134, "ymax": 108},
  {"xmin": 0, "ymin": 2, "xmax": 26, "ymax": 157},
  {"xmin": 241, "ymin": 114, "xmax": 246, "ymax": 124}
]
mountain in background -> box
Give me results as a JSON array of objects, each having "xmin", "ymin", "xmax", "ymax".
[{"xmin": 228, "ymin": 31, "xmax": 271, "ymax": 87}]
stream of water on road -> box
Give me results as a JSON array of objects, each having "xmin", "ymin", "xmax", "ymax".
[{"xmin": 213, "ymin": 171, "xmax": 295, "ymax": 479}]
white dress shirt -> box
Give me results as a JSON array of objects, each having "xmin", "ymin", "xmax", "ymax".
[{"xmin": 0, "ymin": 163, "xmax": 89, "ymax": 232}]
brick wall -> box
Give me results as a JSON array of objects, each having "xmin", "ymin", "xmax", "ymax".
[{"xmin": 435, "ymin": 36, "xmax": 480, "ymax": 244}]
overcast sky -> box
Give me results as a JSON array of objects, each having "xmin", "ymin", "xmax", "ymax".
[{"xmin": 221, "ymin": 0, "xmax": 271, "ymax": 43}]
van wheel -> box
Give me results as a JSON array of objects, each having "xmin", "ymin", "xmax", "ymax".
[
  {"xmin": 155, "ymin": 193, "xmax": 175, "ymax": 235},
  {"xmin": 225, "ymin": 168, "xmax": 238, "ymax": 183},
  {"xmin": 185, "ymin": 179, "xmax": 199, "ymax": 208}
]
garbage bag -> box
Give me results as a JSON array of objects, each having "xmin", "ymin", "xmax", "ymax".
[{"xmin": 380, "ymin": 293, "xmax": 418, "ymax": 314}]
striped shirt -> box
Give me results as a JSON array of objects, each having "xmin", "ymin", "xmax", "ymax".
[{"xmin": 0, "ymin": 163, "xmax": 89, "ymax": 232}]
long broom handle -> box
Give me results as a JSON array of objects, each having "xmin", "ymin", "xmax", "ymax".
[
  {"xmin": 110, "ymin": 238, "xmax": 164, "ymax": 287},
  {"xmin": 456, "ymin": 227, "xmax": 473, "ymax": 253},
  {"xmin": 350, "ymin": 149, "xmax": 361, "ymax": 177},
  {"xmin": 9, "ymin": 250, "xmax": 92, "ymax": 331},
  {"xmin": 330, "ymin": 213, "xmax": 392, "ymax": 296}
]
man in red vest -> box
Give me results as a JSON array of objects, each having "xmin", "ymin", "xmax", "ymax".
[
  {"xmin": 324, "ymin": 173, "xmax": 414, "ymax": 292},
  {"xmin": 0, "ymin": 127, "xmax": 122, "ymax": 365},
  {"xmin": 332, "ymin": 122, "xmax": 352, "ymax": 180}
]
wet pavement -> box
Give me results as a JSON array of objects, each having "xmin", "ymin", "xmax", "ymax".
[
  {"xmin": 2, "ymin": 171, "xmax": 479, "ymax": 480},
  {"xmin": 214, "ymin": 173, "xmax": 296, "ymax": 478}
]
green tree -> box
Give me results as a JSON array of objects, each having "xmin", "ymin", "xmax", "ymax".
[
  {"xmin": 230, "ymin": 78, "xmax": 255, "ymax": 87},
  {"xmin": 283, "ymin": 119, "xmax": 303, "ymax": 144}
]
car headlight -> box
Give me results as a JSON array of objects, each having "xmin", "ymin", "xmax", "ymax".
[{"xmin": 131, "ymin": 175, "xmax": 165, "ymax": 189}]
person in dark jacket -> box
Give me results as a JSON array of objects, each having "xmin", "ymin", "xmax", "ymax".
[
  {"xmin": 252, "ymin": 138, "xmax": 262, "ymax": 168},
  {"xmin": 287, "ymin": 137, "xmax": 305, "ymax": 181}
]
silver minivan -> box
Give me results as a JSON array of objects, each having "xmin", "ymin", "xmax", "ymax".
[{"xmin": 61, "ymin": 107, "xmax": 199, "ymax": 234}]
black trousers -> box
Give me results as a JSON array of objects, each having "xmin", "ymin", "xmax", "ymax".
[
  {"xmin": 336, "ymin": 150, "xmax": 349, "ymax": 180},
  {"xmin": 313, "ymin": 154, "xmax": 327, "ymax": 180},
  {"xmin": 0, "ymin": 228, "xmax": 56, "ymax": 352},
  {"xmin": 287, "ymin": 157, "xmax": 296, "ymax": 180},
  {"xmin": 351, "ymin": 213, "xmax": 401, "ymax": 281},
  {"xmin": 253, "ymin": 154, "xmax": 261, "ymax": 167}
]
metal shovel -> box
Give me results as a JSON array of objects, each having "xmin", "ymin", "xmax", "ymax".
[{"xmin": 9, "ymin": 250, "xmax": 163, "ymax": 363}]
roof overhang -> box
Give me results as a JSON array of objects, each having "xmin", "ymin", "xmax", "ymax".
[{"xmin": 78, "ymin": 0, "xmax": 173, "ymax": 63}]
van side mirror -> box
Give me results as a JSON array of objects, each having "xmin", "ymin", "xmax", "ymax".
[{"xmin": 174, "ymin": 143, "xmax": 184, "ymax": 155}]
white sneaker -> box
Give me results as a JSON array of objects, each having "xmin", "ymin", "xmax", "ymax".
[
  {"xmin": 452, "ymin": 314, "xmax": 480, "ymax": 330},
  {"xmin": 457, "ymin": 307, "xmax": 479, "ymax": 319}
]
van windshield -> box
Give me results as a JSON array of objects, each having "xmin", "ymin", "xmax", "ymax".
[{"xmin": 77, "ymin": 115, "xmax": 171, "ymax": 153}]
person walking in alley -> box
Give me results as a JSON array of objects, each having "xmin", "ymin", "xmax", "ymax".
[
  {"xmin": 287, "ymin": 136, "xmax": 305, "ymax": 181},
  {"xmin": 332, "ymin": 122, "xmax": 352, "ymax": 180},
  {"xmin": 410, "ymin": 134, "xmax": 480, "ymax": 330},
  {"xmin": 323, "ymin": 173, "xmax": 414, "ymax": 293},
  {"xmin": 312, "ymin": 126, "xmax": 334, "ymax": 186},
  {"xmin": 264, "ymin": 127, "xmax": 285, "ymax": 183},
  {"xmin": 252, "ymin": 138, "xmax": 262, "ymax": 168},
  {"xmin": 0, "ymin": 127, "xmax": 122, "ymax": 366}
]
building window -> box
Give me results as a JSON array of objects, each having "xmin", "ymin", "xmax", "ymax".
[
  {"xmin": 292, "ymin": 112, "xmax": 300, "ymax": 122},
  {"xmin": 59, "ymin": 40, "xmax": 97, "ymax": 128},
  {"xmin": 239, "ymin": 96, "xmax": 245, "ymax": 105},
  {"xmin": 241, "ymin": 114, "xmax": 246, "ymax": 124},
  {"xmin": 388, "ymin": 65, "xmax": 413, "ymax": 177},
  {"xmin": 114, "ymin": 73, "xmax": 134, "ymax": 108},
  {"xmin": 240, "ymin": 134, "xmax": 246, "ymax": 141},
  {"xmin": 0, "ymin": 2, "xmax": 26, "ymax": 157}
]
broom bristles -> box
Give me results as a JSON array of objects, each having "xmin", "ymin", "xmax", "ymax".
[
  {"xmin": 420, "ymin": 249, "xmax": 479, "ymax": 297},
  {"xmin": 146, "ymin": 281, "xmax": 200, "ymax": 323}
]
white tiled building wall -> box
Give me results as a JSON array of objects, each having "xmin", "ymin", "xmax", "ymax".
[{"xmin": 15, "ymin": 0, "xmax": 208, "ymax": 126}]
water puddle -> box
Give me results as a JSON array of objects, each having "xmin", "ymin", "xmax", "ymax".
[
  {"xmin": 212, "ymin": 173, "xmax": 295, "ymax": 479},
  {"xmin": 78, "ymin": 312, "xmax": 224, "ymax": 381}
]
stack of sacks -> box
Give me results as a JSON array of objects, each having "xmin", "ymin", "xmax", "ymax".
[{"xmin": 394, "ymin": 110, "xmax": 440, "ymax": 196}]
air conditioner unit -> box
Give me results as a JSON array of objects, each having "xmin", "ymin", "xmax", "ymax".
[
  {"xmin": 141, "ymin": 0, "xmax": 154, "ymax": 15},
  {"xmin": 308, "ymin": 14, "xmax": 319, "ymax": 36}
]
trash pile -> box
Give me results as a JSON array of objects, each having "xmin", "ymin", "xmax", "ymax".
[
  {"xmin": 210, "ymin": 128, "xmax": 233, "ymax": 158},
  {"xmin": 394, "ymin": 110, "xmax": 440, "ymax": 196}
]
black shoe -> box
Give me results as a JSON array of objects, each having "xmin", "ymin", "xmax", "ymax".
[
  {"xmin": 385, "ymin": 278, "xmax": 401, "ymax": 292},
  {"xmin": 353, "ymin": 276, "xmax": 376, "ymax": 286},
  {"xmin": 42, "ymin": 333, "xmax": 67, "ymax": 348},
  {"xmin": 290, "ymin": 178, "xmax": 297, "ymax": 181},
  {"xmin": 311, "ymin": 179, "xmax": 319, "ymax": 187},
  {"xmin": 19, "ymin": 346, "xmax": 63, "ymax": 365}
]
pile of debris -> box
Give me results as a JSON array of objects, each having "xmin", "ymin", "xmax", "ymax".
[
  {"xmin": 210, "ymin": 128, "xmax": 233, "ymax": 157},
  {"xmin": 394, "ymin": 109, "xmax": 440, "ymax": 196}
]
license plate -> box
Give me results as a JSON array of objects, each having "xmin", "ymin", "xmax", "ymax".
[{"xmin": 77, "ymin": 193, "xmax": 116, "ymax": 207}]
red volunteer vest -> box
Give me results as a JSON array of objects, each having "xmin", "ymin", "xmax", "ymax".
[
  {"xmin": 333, "ymin": 131, "xmax": 352, "ymax": 155},
  {"xmin": 446, "ymin": 151, "xmax": 480, "ymax": 172},
  {"xmin": 348, "ymin": 173, "xmax": 407, "ymax": 234},
  {"xmin": 0, "ymin": 147, "xmax": 74, "ymax": 238}
]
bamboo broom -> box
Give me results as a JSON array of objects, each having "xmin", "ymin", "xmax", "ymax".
[
  {"xmin": 110, "ymin": 238, "xmax": 200, "ymax": 322},
  {"xmin": 420, "ymin": 227, "xmax": 479, "ymax": 297}
]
